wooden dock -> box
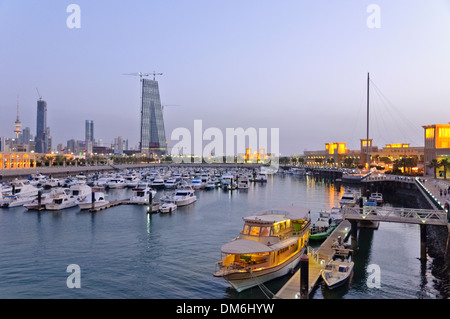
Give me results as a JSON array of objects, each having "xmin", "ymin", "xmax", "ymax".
[
  {"xmin": 88, "ymin": 200, "xmax": 161, "ymax": 212},
  {"xmin": 274, "ymin": 220, "xmax": 351, "ymax": 299}
]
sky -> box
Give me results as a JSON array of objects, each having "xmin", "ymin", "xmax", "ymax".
[{"xmin": 1, "ymin": 0, "xmax": 450, "ymax": 156}]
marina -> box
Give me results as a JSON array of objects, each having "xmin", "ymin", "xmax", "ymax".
[{"xmin": 0, "ymin": 168, "xmax": 449, "ymax": 299}]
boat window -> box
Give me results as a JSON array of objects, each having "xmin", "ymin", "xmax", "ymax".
[
  {"xmin": 249, "ymin": 226, "xmax": 260, "ymax": 236},
  {"xmin": 260, "ymin": 226, "xmax": 271, "ymax": 236},
  {"xmin": 242, "ymin": 225, "xmax": 249, "ymax": 234},
  {"xmin": 273, "ymin": 223, "xmax": 280, "ymax": 235},
  {"xmin": 286, "ymin": 219, "xmax": 291, "ymax": 229},
  {"xmin": 338, "ymin": 266, "xmax": 348, "ymax": 272}
]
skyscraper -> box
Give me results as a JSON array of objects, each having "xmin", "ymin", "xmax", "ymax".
[
  {"xmin": 140, "ymin": 78, "xmax": 167, "ymax": 156},
  {"xmin": 14, "ymin": 97, "xmax": 22, "ymax": 139},
  {"xmin": 85, "ymin": 120, "xmax": 94, "ymax": 143},
  {"xmin": 35, "ymin": 99, "xmax": 47, "ymax": 153}
]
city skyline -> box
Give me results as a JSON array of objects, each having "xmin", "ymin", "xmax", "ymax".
[{"xmin": 1, "ymin": 1, "xmax": 450, "ymax": 155}]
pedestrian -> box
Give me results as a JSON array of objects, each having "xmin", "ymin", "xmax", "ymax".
[{"xmin": 440, "ymin": 189, "xmax": 443, "ymax": 196}]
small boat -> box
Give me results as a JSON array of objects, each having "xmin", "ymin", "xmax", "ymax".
[
  {"xmin": 159, "ymin": 201, "xmax": 177, "ymax": 213},
  {"xmin": 204, "ymin": 180, "xmax": 216, "ymax": 190},
  {"xmin": 330, "ymin": 207, "xmax": 343, "ymax": 224},
  {"xmin": 237, "ymin": 176, "xmax": 249, "ymax": 189},
  {"xmin": 369, "ymin": 192, "xmax": 383, "ymax": 205},
  {"xmin": 77, "ymin": 187, "xmax": 109, "ymax": 210},
  {"xmin": 214, "ymin": 206, "xmax": 311, "ymax": 292},
  {"xmin": 173, "ymin": 186, "xmax": 196, "ymax": 207},
  {"xmin": 1, "ymin": 194, "xmax": 36, "ymax": 208},
  {"xmin": 164, "ymin": 179, "xmax": 178, "ymax": 189},
  {"xmin": 151, "ymin": 177, "xmax": 165, "ymax": 190},
  {"xmin": 191, "ymin": 179, "xmax": 204, "ymax": 190},
  {"xmin": 69, "ymin": 184, "xmax": 92, "ymax": 202},
  {"xmin": 45, "ymin": 189, "xmax": 78, "ymax": 210},
  {"xmin": 339, "ymin": 189, "xmax": 359, "ymax": 207},
  {"xmin": 309, "ymin": 211, "xmax": 336, "ymax": 241},
  {"xmin": 106, "ymin": 178, "xmax": 126, "ymax": 189},
  {"xmin": 25, "ymin": 188, "xmax": 66, "ymax": 210},
  {"xmin": 129, "ymin": 183, "xmax": 156, "ymax": 204},
  {"xmin": 321, "ymin": 255, "xmax": 354, "ymax": 290},
  {"xmin": 255, "ymin": 172, "xmax": 268, "ymax": 182}
]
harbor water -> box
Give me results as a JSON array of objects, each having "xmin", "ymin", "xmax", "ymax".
[{"xmin": 0, "ymin": 174, "xmax": 448, "ymax": 299}]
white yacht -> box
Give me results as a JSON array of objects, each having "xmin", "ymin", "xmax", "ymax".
[
  {"xmin": 369, "ymin": 192, "xmax": 383, "ymax": 205},
  {"xmin": 214, "ymin": 206, "xmax": 311, "ymax": 292},
  {"xmin": 69, "ymin": 184, "xmax": 92, "ymax": 202},
  {"xmin": 151, "ymin": 177, "xmax": 165, "ymax": 189},
  {"xmin": 237, "ymin": 176, "xmax": 249, "ymax": 189},
  {"xmin": 339, "ymin": 189, "xmax": 359, "ymax": 207},
  {"xmin": 255, "ymin": 172, "xmax": 268, "ymax": 182},
  {"xmin": 129, "ymin": 183, "xmax": 156, "ymax": 204},
  {"xmin": 191, "ymin": 178, "xmax": 204, "ymax": 190},
  {"xmin": 25, "ymin": 188, "xmax": 67, "ymax": 210},
  {"xmin": 45, "ymin": 188, "xmax": 78, "ymax": 210},
  {"xmin": 173, "ymin": 186, "xmax": 196, "ymax": 206},
  {"xmin": 106, "ymin": 178, "xmax": 126, "ymax": 189},
  {"xmin": 164, "ymin": 178, "xmax": 178, "ymax": 189},
  {"xmin": 0, "ymin": 180, "xmax": 40, "ymax": 207},
  {"xmin": 159, "ymin": 201, "xmax": 177, "ymax": 214},
  {"xmin": 78, "ymin": 187, "xmax": 109, "ymax": 210},
  {"xmin": 43, "ymin": 178, "xmax": 63, "ymax": 189}
]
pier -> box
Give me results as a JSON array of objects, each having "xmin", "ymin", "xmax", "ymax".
[{"xmin": 274, "ymin": 220, "xmax": 351, "ymax": 299}]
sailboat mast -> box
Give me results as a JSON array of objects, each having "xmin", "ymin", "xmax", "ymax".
[{"xmin": 366, "ymin": 72, "xmax": 370, "ymax": 169}]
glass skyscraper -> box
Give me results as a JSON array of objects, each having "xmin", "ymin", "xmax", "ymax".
[
  {"xmin": 85, "ymin": 120, "xmax": 94, "ymax": 142},
  {"xmin": 140, "ymin": 78, "xmax": 167, "ymax": 156},
  {"xmin": 35, "ymin": 99, "xmax": 47, "ymax": 153}
]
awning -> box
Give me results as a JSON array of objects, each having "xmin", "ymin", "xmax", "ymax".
[
  {"xmin": 221, "ymin": 239, "xmax": 272, "ymax": 254},
  {"xmin": 269, "ymin": 236, "xmax": 299, "ymax": 251}
]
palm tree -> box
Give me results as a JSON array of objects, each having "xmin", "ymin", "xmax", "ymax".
[
  {"xmin": 427, "ymin": 159, "xmax": 440, "ymax": 179},
  {"xmin": 439, "ymin": 158, "xmax": 450, "ymax": 180}
]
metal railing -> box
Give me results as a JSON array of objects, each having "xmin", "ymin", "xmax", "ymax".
[{"xmin": 341, "ymin": 206, "xmax": 448, "ymax": 226}]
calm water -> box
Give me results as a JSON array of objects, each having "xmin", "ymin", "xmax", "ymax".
[{"xmin": 0, "ymin": 174, "xmax": 448, "ymax": 299}]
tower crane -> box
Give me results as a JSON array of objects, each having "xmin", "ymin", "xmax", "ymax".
[{"xmin": 36, "ymin": 88, "xmax": 42, "ymax": 100}]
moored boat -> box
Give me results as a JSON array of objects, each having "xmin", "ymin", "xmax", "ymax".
[
  {"xmin": 309, "ymin": 211, "xmax": 337, "ymax": 241},
  {"xmin": 214, "ymin": 206, "xmax": 311, "ymax": 292},
  {"xmin": 321, "ymin": 251, "xmax": 354, "ymax": 289}
]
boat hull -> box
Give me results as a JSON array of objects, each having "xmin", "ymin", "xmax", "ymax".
[{"xmin": 217, "ymin": 250, "xmax": 303, "ymax": 292}]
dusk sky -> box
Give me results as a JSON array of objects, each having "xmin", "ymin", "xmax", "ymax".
[{"xmin": 1, "ymin": 1, "xmax": 450, "ymax": 155}]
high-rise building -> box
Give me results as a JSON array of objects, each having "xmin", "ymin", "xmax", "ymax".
[
  {"xmin": 35, "ymin": 99, "xmax": 47, "ymax": 153},
  {"xmin": 14, "ymin": 97, "xmax": 22, "ymax": 139},
  {"xmin": 140, "ymin": 78, "xmax": 167, "ymax": 156},
  {"xmin": 85, "ymin": 120, "xmax": 94, "ymax": 143}
]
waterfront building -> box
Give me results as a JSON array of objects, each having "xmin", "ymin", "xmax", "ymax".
[
  {"xmin": 423, "ymin": 123, "xmax": 450, "ymax": 178},
  {"xmin": 35, "ymin": 99, "xmax": 48, "ymax": 154},
  {"xmin": 0, "ymin": 152, "xmax": 36, "ymax": 170},
  {"xmin": 140, "ymin": 78, "xmax": 167, "ymax": 157}
]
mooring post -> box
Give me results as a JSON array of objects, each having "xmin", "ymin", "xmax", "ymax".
[
  {"xmin": 148, "ymin": 191, "xmax": 153, "ymax": 214},
  {"xmin": 91, "ymin": 190, "xmax": 95, "ymax": 211},
  {"xmin": 300, "ymin": 253, "xmax": 309, "ymax": 299},
  {"xmin": 445, "ymin": 224, "xmax": 450, "ymax": 261},
  {"xmin": 350, "ymin": 220, "xmax": 358, "ymax": 250},
  {"xmin": 420, "ymin": 224, "xmax": 427, "ymax": 260},
  {"xmin": 37, "ymin": 190, "xmax": 42, "ymax": 210}
]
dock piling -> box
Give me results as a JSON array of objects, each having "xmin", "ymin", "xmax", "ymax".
[
  {"xmin": 420, "ymin": 224, "xmax": 427, "ymax": 260},
  {"xmin": 299, "ymin": 254, "xmax": 309, "ymax": 299}
]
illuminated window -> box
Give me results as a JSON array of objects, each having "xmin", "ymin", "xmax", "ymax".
[
  {"xmin": 243, "ymin": 225, "xmax": 249, "ymax": 234},
  {"xmin": 249, "ymin": 226, "xmax": 260, "ymax": 236},
  {"xmin": 437, "ymin": 128, "xmax": 450, "ymax": 148},
  {"xmin": 260, "ymin": 227, "xmax": 271, "ymax": 236},
  {"xmin": 426, "ymin": 128, "xmax": 435, "ymax": 139}
]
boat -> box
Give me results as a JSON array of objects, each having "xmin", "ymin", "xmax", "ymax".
[
  {"xmin": 105, "ymin": 178, "xmax": 126, "ymax": 189},
  {"xmin": 221, "ymin": 174, "xmax": 237, "ymax": 190},
  {"xmin": 309, "ymin": 211, "xmax": 337, "ymax": 241},
  {"xmin": 255, "ymin": 172, "xmax": 268, "ymax": 182},
  {"xmin": 68, "ymin": 184, "xmax": 92, "ymax": 202},
  {"xmin": 77, "ymin": 187, "xmax": 109, "ymax": 210},
  {"xmin": 151, "ymin": 177, "xmax": 165, "ymax": 190},
  {"xmin": 173, "ymin": 186, "xmax": 196, "ymax": 207},
  {"xmin": 129, "ymin": 183, "xmax": 156, "ymax": 204},
  {"xmin": 191, "ymin": 178, "xmax": 204, "ymax": 190},
  {"xmin": 25, "ymin": 188, "xmax": 67, "ymax": 210},
  {"xmin": 330, "ymin": 207, "xmax": 343, "ymax": 224},
  {"xmin": 339, "ymin": 189, "xmax": 359, "ymax": 207},
  {"xmin": 369, "ymin": 192, "xmax": 383, "ymax": 205},
  {"xmin": 204, "ymin": 180, "xmax": 216, "ymax": 190},
  {"xmin": 159, "ymin": 201, "xmax": 177, "ymax": 213},
  {"xmin": 43, "ymin": 178, "xmax": 63, "ymax": 189},
  {"xmin": 321, "ymin": 253, "xmax": 354, "ymax": 290},
  {"xmin": 45, "ymin": 188, "xmax": 78, "ymax": 210},
  {"xmin": 237, "ymin": 176, "xmax": 249, "ymax": 189},
  {"xmin": 0, "ymin": 180, "xmax": 40, "ymax": 208},
  {"xmin": 164, "ymin": 178, "xmax": 178, "ymax": 189},
  {"xmin": 214, "ymin": 206, "xmax": 311, "ymax": 292}
]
